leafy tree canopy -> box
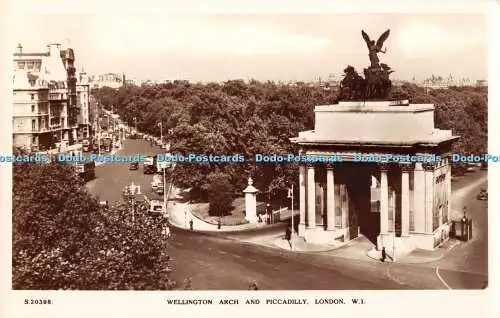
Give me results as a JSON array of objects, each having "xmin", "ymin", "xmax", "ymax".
[
  {"xmin": 13, "ymin": 161, "xmax": 176, "ymax": 290},
  {"xmin": 94, "ymin": 80, "xmax": 487, "ymax": 198}
]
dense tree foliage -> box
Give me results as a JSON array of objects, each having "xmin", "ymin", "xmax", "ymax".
[
  {"xmin": 12, "ymin": 161, "xmax": 175, "ymax": 290},
  {"xmin": 93, "ymin": 80, "xmax": 487, "ymax": 199},
  {"xmin": 207, "ymin": 173, "xmax": 234, "ymax": 217}
]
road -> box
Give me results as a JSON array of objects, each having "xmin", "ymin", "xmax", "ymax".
[
  {"xmin": 86, "ymin": 139, "xmax": 167, "ymax": 204},
  {"xmin": 85, "ymin": 139, "xmax": 488, "ymax": 290}
]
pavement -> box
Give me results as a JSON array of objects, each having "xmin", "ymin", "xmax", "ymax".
[
  {"xmin": 167, "ymin": 187, "xmax": 271, "ymax": 232},
  {"xmin": 366, "ymin": 238, "xmax": 461, "ymax": 264},
  {"xmin": 272, "ymin": 234, "xmax": 343, "ymax": 252}
]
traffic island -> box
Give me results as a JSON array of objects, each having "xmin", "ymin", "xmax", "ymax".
[
  {"xmin": 366, "ymin": 239, "xmax": 461, "ymax": 264},
  {"xmin": 273, "ymin": 235, "xmax": 344, "ymax": 252}
]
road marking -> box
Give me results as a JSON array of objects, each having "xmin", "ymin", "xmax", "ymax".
[
  {"xmin": 434, "ymin": 241, "xmax": 460, "ymax": 289},
  {"xmin": 435, "ymin": 266, "xmax": 452, "ymax": 289},
  {"xmin": 219, "ymin": 250, "xmax": 227, "ymax": 255},
  {"xmin": 385, "ymin": 263, "xmax": 407, "ymax": 286},
  {"xmin": 248, "ymin": 258, "xmax": 257, "ymax": 262},
  {"xmin": 233, "ymin": 254, "xmax": 241, "ymax": 259}
]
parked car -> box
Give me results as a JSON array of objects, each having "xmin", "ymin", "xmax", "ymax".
[
  {"xmin": 477, "ymin": 189, "xmax": 487, "ymax": 200},
  {"xmin": 129, "ymin": 161, "xmax": 139, "ymax": 170}
]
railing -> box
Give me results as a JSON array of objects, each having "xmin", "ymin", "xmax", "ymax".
[
  {"xmin": 13, "ymin": 112, "xmax": 49, "ymax": 117},
  {"xmin": 14, "ymin": 127, "xmax": 51, "ymax": 134}
]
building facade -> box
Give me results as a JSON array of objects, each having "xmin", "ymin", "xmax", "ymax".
[
  {"xmin": 77, "ymin": 70, "xmax": 91, "ymax": 139},
  {"xmin": 12, "ymin": 69, "xmax": 51, "ymax": 151},
  {"xmin": 13, "ymin": 43, "xmax": 82, "ymax": 152},
  {"xmin": 291, "ymin": 100, "xmax": 459, "ymax": 255},
  {"xmin": 91, "ymin": 73, "xmax": 123, "ymax": 89}
]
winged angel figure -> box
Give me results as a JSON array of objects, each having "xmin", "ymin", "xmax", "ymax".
[{"xmin": 361, "ymin": 29, "xmax": 390, "ymax": 67}]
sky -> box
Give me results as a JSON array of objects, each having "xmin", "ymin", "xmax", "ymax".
[{"xmin": 10, "ymin": 13, "xmax": 488, "ymax": 82}]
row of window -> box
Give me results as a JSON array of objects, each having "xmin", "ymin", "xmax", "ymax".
[{"xmin": 16, "ymin": 61, "xmax": 41, "ymax": 70}]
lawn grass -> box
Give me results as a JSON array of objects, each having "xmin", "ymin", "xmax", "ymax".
[{"xmin": 190, "ymin": 197, "xmax": 249, "ymax": 226}]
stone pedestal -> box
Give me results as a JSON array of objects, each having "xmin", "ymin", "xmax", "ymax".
[{"xmin": 243, "ymin": 177, "xmax": 259, "ymax": 223}]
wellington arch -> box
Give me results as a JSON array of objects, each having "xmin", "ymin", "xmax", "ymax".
[
  {"xmin": 289, "ymin": 28, "xmax": 459, "ymax": 254},
  {"xmin": 290, "ymin": 99, "xmax": 459, "ymax": 253}
]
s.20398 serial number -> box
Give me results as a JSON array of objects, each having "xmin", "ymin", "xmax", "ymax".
[{"xmin": 24, "ymin": 299, "xmax": 52, "ymax": 305}]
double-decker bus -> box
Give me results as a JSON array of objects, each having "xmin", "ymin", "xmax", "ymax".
[{"xmin": 143, "ymin": 155, "xmax": 156, "ymax": 174}]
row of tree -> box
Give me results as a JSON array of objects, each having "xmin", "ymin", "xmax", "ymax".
[
  {"xmin": 12, "ymin": 158, "xmax": 179, "ymax": 289},
  {"xmin": 93, "ymin": 80, "xmax": 487, "ymax": 201}
]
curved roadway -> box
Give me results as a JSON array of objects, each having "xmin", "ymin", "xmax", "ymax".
[{"xmin": 86, "ymin": 139, "xmax": 488, "ymax": 290}]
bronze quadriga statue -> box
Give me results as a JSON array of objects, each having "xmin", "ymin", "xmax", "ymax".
[{"xmin": 339, "ymin": 29, "xmax": 396, "ymax": 101}]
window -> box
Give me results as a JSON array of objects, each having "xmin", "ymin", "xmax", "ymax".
[
  {"xmin": 31, "ymin": 93, "xmax": 35, "ymax": 100},
  {"xmin": 31, "ymin": 105, "xmax": 35, "ymax": 112},
  {"xmin": 31, "ymin": 119, "xmax": 36, "ymax": 131}
]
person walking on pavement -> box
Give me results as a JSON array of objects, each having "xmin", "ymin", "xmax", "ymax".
[
  {"xmin": 189, "ymin": 219, "xmax": 193, "ymax": 231},
  {"xmin": 248, "ymin": 281, "xmax": 259, "ymax": 290},
  {"xmin": 285, "ymin": 225, "xmax": 292, "ymax": 250},
  {"xmin": 380, "ymin": 246, "xmax": 386, "ymax": 262}
]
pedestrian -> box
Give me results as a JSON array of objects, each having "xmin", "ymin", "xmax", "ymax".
[
  {"xmin": 217, "ymin": 218, "xmax": 222, "ymax": 230},
  {"xmin": 248, "ymin": 280, "xmax": 258, "ymax": 290},
  {"xmin": 258, "ymin": 214, "xmax": 262, "ymax": 223},
  {"xmin": 381, "ymin": 247, "xmax": 386, "ymax": 262},
  {"xmin": 285, "ymin": 225, "xmax": 292, "ymax": 249},
  {"xmin": 189, "ymin": 219, "xmax": 193, "ymax": 231}
]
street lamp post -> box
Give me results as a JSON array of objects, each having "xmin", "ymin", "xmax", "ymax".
[
  {"xmin": 126, "ymin": 181, "xmax": 141, "ymax": 225},
  {"xmin": 163, "ymin": 167, "xmax": 167, "ymax": 213},
  {"xmin": 393, "ymin": 213, "xmax": 396, "ymax": 263},
  {"xmin": 97, "ymin": 103, "xmax": 101, "ymax": 156},
  {"xmin": 159, "ymin": 122, "xmax": 163, "ymax": 146},
  {"xmin": 134, "ymin": 117, "xmax": 137, "ymax": 133},
  {"xmin": 288, "ymin": 184, "xmax": 294, "ymax": 235}
]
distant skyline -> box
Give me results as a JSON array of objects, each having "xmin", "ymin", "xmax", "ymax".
[{"xmin": 12, "ymin": 13, "xmax": 488, "ymax": 82}]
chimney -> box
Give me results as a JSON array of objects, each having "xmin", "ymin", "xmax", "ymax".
[{"xmin": 17, "ymin": 43, "xmax": 22, "ymax": 54}]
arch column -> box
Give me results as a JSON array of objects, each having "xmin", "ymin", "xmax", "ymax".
[
  {"xmin": 307, "ymin": 164, "xmax": 316, "ymax": 229},
  {"xmin": 400, "ymin": 163, "xmax": 413, "ymax": 236},
  {"xmin": 423, "ymin": 162, "xmax": 435, "ymax": 233},
  {"xmin": 326, "ymin": 164, "xmax": 336, "ymax": 231},
  {"xmin": 379, "ymin": 163, "xmax": 389, "ymax": 235},
  {"xmin": 298, "ymin": 164, "xmax": 306, "ymax": 235}
]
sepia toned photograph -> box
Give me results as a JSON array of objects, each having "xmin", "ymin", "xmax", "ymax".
[{"xmin": 10, "ymin": 12, "xmax": 488, "ymax": 293}]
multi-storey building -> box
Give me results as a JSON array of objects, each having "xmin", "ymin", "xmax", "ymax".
[
  {"xmin": 13, "ymin": 43, "xmax": 82, "ymax": 152},
  {"xmin": 476, "ymin": 80, "xmax": 488, "ymax": 87},
  {"xmin": 12, "ymin": 69, "xmax": 51, "ymax": 151},
  {"xmin": 90, "ymin": 73, "xmax": 123, "ymax": 89}
]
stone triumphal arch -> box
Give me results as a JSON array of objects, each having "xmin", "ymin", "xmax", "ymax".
[{"xmin": 290, "ymin": 100, "xmax": 459, "ymax": 253}]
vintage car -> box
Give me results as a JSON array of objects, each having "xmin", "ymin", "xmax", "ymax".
[
  {"xmin": 155, "ymin": 186, "xmax": 164, "ymax": 195},
  {"xmin": 129, "ymin": 161, "xmax": 139, "ymax": 170},
  {"xmin": 143, "ymin": 156, "xmax": 156, "ymax": 174},
  {"xmin": 82, "ymin": 139, "xmax": 90, "ymax": 152},
  {"xmin": 151, "ymin": 174, "xmax": 163, "ymax": 190},
  {"xmin": 148, "ymin": 199, "xmax": 164, "ymax": 216},
  {"xmin": 477, "ymin": 189, "xmax": 488, "ymax": 201}
]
